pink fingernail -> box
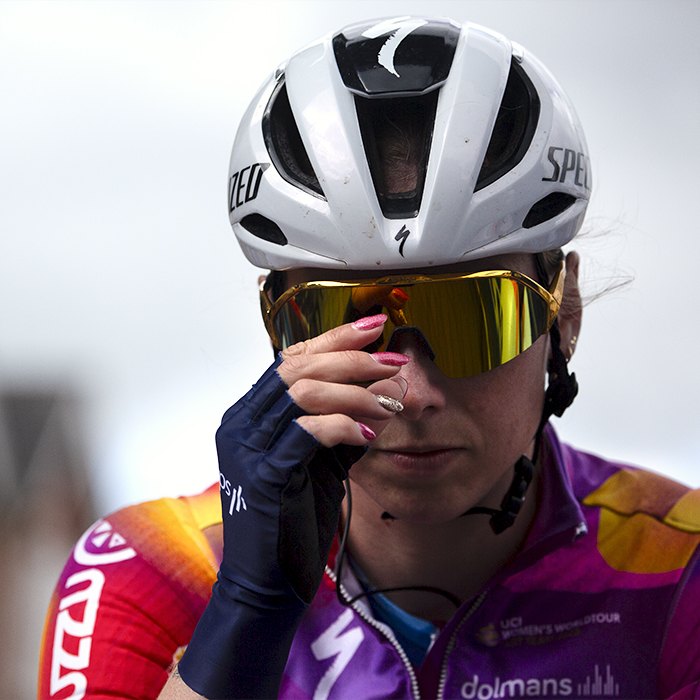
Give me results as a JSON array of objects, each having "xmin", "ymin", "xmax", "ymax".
[
  {"xmin": 357, "ymin": 422, "xmax": 377, "ymax": 440},
  {"xmin": 371, "ymin": 352, "xmax": 410, "ymax": 366},
  {"xmin": 353, "ymin": 314, "xmax": 387, "ymax": 331}
]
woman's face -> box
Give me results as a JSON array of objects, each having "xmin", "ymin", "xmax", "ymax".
[
  {"xmin": 351, "ymin": 325, "xmax": 548, "ymax": 524},
  {"xmin": 284, "ymin": 252, "xmax": 579, "ymax": 525}
]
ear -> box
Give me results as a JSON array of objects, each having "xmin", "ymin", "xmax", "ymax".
[{"xmin": 558, "ymin": 251, "xmax": 582, "ymax": 361}]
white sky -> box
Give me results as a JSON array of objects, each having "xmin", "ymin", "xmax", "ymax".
[{"xmin": 1, "ymin": 0, "xmax": 698, "ymax": 514}]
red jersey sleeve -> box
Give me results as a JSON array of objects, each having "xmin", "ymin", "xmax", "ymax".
[{"xmin": 38, "ymin": 484, "xmax": 222, "ymax": 700}]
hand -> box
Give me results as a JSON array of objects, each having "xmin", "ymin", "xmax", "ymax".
[
  {"xmin": 178, "ymin": 314, "xmax": 408, "ymax": 699},
  {"xmin": 279, "ymin": 313, "xmax": 409, "ymax": 446}
]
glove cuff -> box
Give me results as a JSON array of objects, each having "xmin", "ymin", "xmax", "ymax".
[{"xmin": 178, "ymin": 578, "xmax": 307, "ymax": 699}]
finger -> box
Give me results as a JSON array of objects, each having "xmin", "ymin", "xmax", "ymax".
[
  {"xmin": 289, "ymin": 378, "xmax": 405, "ymax": 421},
  {"xmin": 345, "ymin": 375, "xmax": 410, "ymax": 440},
  {"xmin": 367, "ymin": 376, "xmax": 408, "ymax": 413},
  {"xmin": 296, "ymin": 414, "xmax": 374, "ymax": 448},
  {"xmin": 278, "ymin": 349, "xmax": 409, "ymax": 387},
  {"xmin": 368, "ymin": 376, "xmax": 408, "ymax": 400},
  {"xmin": 296, "ymin": 376, "xmax": 409, "ymax": 447},
  {"xmin": 223, "ymin": 357, "xmax": 288, "ymax": 424},
  {"xmin": 281, "ymin": 314, "xmax": 388, "ymax": 360}
]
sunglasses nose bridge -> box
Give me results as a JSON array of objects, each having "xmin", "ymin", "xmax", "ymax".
[{"xmin": 385, "ymin": 327, "xmax": 437, "ymax": 363}]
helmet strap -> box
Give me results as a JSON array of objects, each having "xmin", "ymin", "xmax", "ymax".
[
  {"xmin": 333, "ymin": 322, "xmax": 580, "ymax": 611},
  {"xmin": 542, "ymin": 319, "xmax": 579, "ymax": 421},
  {"xmin": 486, "ymin": 453, "xmax": 535, "ymax": 534}
]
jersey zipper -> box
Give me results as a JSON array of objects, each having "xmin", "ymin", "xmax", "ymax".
[
  {"xmin": 436, "ymin": 590, "xmax": 489, "ymax": 700},
  {"xmin": 325, "ymin": 565, "xmax": 422, "ymax": 700}
]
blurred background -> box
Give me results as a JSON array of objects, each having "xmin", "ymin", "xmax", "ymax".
[{"xmin": 1, "ymin": 0, "xmax": 698, "ymax": 696}]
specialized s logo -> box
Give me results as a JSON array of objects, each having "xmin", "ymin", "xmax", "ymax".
[
  {"xmin": 362, "ymin": 18, "xmax": 428, "ymax": 77},
  {"xmin": 395, "ymin": 225, "xmax": 410, "ymax": 256},
  {"xmin": 311, "ymin": 609, "xmax": 364, "ymax": 700}
]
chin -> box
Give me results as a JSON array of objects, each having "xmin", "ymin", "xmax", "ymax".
[
  {"xmin": 366, "ymin": 486, "xmax": 477, "ymax": 525},
  {"xmin": 349, "ymin": 453, "xmax": 509, "ymax": 526},
  {"xmin": 386, "ymin": 506, "xmax": 466, "ymax": 525}
]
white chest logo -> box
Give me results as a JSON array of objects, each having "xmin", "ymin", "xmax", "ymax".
[
  {"xmin": 362, "ymin": 18, "xmax": 428, "ymax": 77},
  {"xmin": 311, "ymin": 609, "xmax": 364, "ymax": 700}
]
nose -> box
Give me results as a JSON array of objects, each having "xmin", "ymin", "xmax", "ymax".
[{"xmin": 387, "ymin": 328, "xmax": 447, "ymax": 420}]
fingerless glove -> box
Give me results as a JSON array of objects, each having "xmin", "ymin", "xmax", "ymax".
[{"xmin": 179, "ymin": 358, "xmax": 361, "ymax": 698}]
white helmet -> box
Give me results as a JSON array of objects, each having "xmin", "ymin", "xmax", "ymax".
[{"xmin": 228, "ymin": 17, "xmax": 590, "ymax": 271}]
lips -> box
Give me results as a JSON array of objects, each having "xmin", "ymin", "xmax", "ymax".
[
  {"xmin": 374, "ymin": 447, "xmax": 466, "ymax": 473},
  {"xmin": 377, "ymin": 442, "xmax": 466, "ymax": 456},
  {"xmin": 381, "ymin": 446, "xmax": 461, "ymax": 454}
]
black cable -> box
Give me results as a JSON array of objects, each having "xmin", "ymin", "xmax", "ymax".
[
  {"xmin": 334, "ymin": 478, "xmax": 462, "ymax": 610},
  {"xmin": 333, "ymin": 476, "xmax": 352, "ymax": 606}
]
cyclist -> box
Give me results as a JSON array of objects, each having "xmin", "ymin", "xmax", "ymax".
[{"xmin": 40, "ymin": 18, "xmax": 700, "ymax": 700}]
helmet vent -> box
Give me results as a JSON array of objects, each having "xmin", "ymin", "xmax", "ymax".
[
  {"xmin": 240, "ymin": 213, "xmax": 288, "ymax": 246},
  {"xmin": 475, "ymin": 60, "xmax": 540, "ymax": 192},
  {"xmin": 523, "ymin": 192, "xmax": 576, "ymax": 228},
  {"xmin": 354, "ymin": 90, "xmax": 438, "ymax": 219},
  {"xmin": 263, "ymin": 78, "xmax": 325, "ymax": 199}
]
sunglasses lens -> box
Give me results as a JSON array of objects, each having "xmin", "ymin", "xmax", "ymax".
[
  {"xmin": 393, "ymin": 277, "xmax": 551, "ymax": 377},
  {"xmin": 271, "ymin": 276, "xmax": 553, "ymax": 378}
]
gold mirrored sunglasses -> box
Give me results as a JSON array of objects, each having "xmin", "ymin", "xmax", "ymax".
[{"xmin": 260, "ymin": 262, "xmax": 564, "ymax": 378}]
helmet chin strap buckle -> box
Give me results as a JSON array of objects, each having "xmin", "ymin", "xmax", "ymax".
[
  {"xmin": 488, "ymin": 455, "xmax": 535, "ymax": 534},
  {"xmin": 463, "ymin": 454, "xmax": 535, "ymax": 533}
]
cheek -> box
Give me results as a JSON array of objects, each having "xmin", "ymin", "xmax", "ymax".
[{"xmin": 459, "ymin": 336, "xmax": 548, "ymax": 448}]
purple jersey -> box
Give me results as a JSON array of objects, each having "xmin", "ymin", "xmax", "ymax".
[
  {"xmin": 283, "ymin": 427, "xmax": 700, "ymax": 699},
  {"xmin": 40, "ymin": 427, "xmax": 700, "ymax": 699}
]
